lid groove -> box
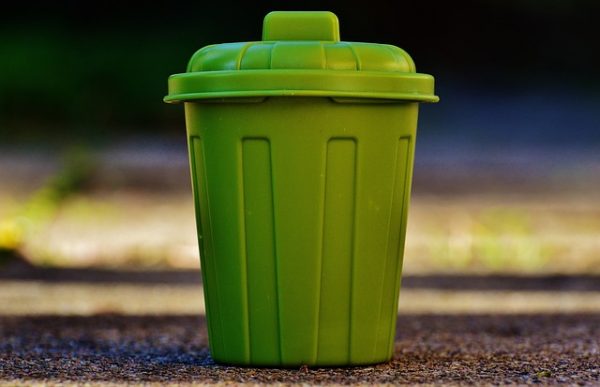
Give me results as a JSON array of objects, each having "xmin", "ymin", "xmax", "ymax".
[
  {"xmin": 236, "ymin": 42, "xmax": 255, "ymax": 70},
  {"xmin": 346, "ymin": 42, "xmax": 362, "ymax": 71}
]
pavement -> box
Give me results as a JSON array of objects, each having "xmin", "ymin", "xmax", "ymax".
[
  {"xmin": 1, "ymin": 313, "xmax": 598, "ymax": 385},
  {"xmin": 1, "ymin": 268, "xmax": 600, "ymax": 385}
]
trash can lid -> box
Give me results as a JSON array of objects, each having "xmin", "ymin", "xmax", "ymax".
[{"xmin": 165, "ymin": 11, "xmax": 438, "ymax": 103}]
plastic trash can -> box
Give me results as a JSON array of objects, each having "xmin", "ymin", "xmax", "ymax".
[{"xmin": 165, "ymin": 11, "xmax": 438, "ymax": 367}]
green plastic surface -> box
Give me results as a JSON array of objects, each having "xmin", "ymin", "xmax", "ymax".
[
  {"xmin": 262, "ymin": 11, "xmax": 340, "ymax": 41},
  {"xmin": 165, "ymin": 11, "xmax": 438, "ymax": 103},
  {"xmin": 166, "ymin": 11, "xmax": 437, "ymax": 367}
]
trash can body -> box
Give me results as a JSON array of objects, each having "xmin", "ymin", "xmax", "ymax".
[{"xmin": 186, "ymin": 97, "xmax": 418, "ymax": 366}]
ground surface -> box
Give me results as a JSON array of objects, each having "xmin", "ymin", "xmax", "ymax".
[
  {"xmin": 1, "ymin": 143, "xmax": 599, "ymax": 385},
  {"xmin": 1, "ymin": 313, "xmax": 599, "ymax": 385},
  {"xmin": 1, "ymin": 268, "xmax": 599, "ymax": 385}
]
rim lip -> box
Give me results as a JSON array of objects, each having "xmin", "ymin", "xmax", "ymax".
[{"xmin": 165, "ymin": 69, "xmax": 439, "ymax": 103}]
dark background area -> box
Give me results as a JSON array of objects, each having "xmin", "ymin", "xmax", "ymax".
[{"xmin": 1, "ymin": 0, "xmax": 599, "ymax": 147}]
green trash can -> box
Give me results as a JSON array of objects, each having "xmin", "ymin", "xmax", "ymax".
[{"xmin": 165, "ymin": 11, "xmax": 438, "ymax": 367}]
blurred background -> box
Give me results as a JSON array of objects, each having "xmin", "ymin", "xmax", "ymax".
[
  {"xmin": 1, "ymin": 0, "xmax": 599, "ymax": 279},
  {"xmin": 2, "ymin": 4, "xmax": 600, "ymax": 383}
]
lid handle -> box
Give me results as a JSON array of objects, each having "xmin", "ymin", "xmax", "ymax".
[{"xmin": 262, "ymin": 11, "xmax": 340, "ymax": 42}]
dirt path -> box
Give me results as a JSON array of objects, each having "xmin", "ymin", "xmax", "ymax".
[{"xmin": 1, "ymin": 313, "xmax": 598, "ymax": 385}]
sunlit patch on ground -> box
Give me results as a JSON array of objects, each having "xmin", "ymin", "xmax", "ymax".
[
  {"xmin": 2, "ymin": 280, "xmax": 600, "ymax": 316},
  {"xmin": 2, "ymin": 191, "xmax": 599, "ymax": 274},
  {"xmin": 404, "ymin": 195, "xmax": 600, "ymax": 274}
]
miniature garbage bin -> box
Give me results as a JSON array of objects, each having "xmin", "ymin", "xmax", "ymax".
[{"xmin": 165, "ymin": 11, "xmax": 438, "ymax": 367}]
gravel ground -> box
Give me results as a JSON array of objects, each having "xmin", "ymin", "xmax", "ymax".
[{"xmin": 1, "ymin": 313, "xmax": 599, "ymax": 385}]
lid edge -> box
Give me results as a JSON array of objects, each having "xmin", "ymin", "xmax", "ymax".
[
  {"xmin": 165, "ymin": 90, "xmax": 439, "ymax": 104},
  {"xmin": 166, "ymin": 70, "xmax": 437, "ymax": 103}
]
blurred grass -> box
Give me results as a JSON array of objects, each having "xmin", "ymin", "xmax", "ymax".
[
  {"xmin": 0, "ymin": 148, "xmax": 93, "ymax": 263},
  {"xmin": 2, "ymin": 190, "xmax": 599, "ymax": 274},
  {"xmin": 404, "ymin": 196, "xmax": 600, "ymax": 274},
  {"xmin": 12, "ymin": 192, "xmax": 197, "ymax": 269}
]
